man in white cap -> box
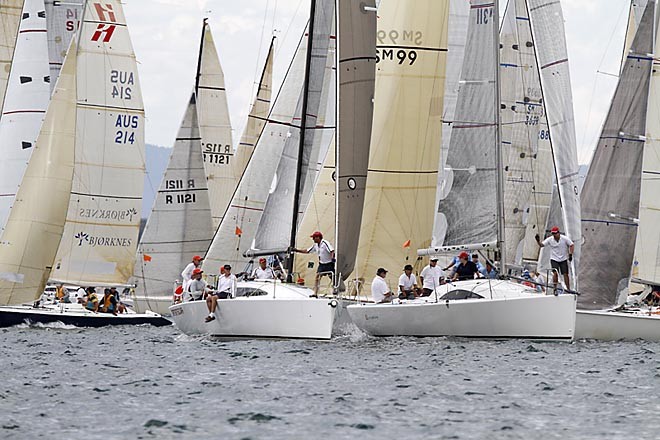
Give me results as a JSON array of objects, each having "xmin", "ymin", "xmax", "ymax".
[
  {"xmin": 536, "ymin": 226, "xmax": 574, "ymax": 292},
  {"xmin": 371, "ymin": 268, "xmax": 393, "ymax": 303},
  {"xmin": 420, "ymin": 257, "xmax": 445, "ymax": 296}
]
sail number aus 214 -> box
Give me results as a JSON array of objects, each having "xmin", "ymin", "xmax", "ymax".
[{"xmin": 114, "ymin": 114, "xmax": 139, "ymax": 145}]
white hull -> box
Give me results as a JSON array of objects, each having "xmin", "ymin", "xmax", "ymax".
[
  {"xmin": 169, "ymin": 281, "xmax": 337, "ymax": 339},
  {"xmin": 575, "ymin": 309, "xmax": 660, "ymax": 341},
  {"xmin": 347, "ymin": 280, "xmax": 576, "ymax": 340},
  {"xmin": 132, "ymin": 295, "xmax": 173, "ymax": 316}
]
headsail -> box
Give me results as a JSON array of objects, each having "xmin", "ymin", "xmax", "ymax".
[
  {"xmin": 50, "ymin": 0, "xmax": 145, "ymax": 286},
  {"xmin": 133, "ymin": 93, "xmax": 213, "ymax": 301},
  {"xmin": 0, "ymin": 39, "xmax": 76, "ymax": 306},
  {"xmin": 0, "ymin": 0, "xmax": 50, "ymax": 232},
  {"xmin": 44, "ymin": 0, "xmax": 83, "ymax": 90},
  {"xmin": 578, "ymin": 0, "xmax": 655, "ymax": 309},
  {"xmin": 0, "ymin": 0, "xmax": 23, "ymax": 113}
]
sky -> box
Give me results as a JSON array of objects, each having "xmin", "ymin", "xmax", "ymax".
[{"xmin": 123, "ymin": 0, "xmax": 631, "ymax": 165}]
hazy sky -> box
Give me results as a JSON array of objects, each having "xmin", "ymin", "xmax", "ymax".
[{"xmin": 123, "ymin": 0, "xmax": 630, "ymax": 165}]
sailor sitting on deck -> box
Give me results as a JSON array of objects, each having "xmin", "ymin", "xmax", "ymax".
[
  {"xmin": 420, "ymin": 257, "xmax": 445, "ymax": 296},
  {"xmin": 251, "ymin": 257, "xmax": 276, "ymax": 280},
  {"xmin": 81, "ymin": 287, "xmax": 99, "ymax": 313},
  {"xmin": 109, "ymin": 287, "xmax": 127, "ymax": 314},
  {"xmin": 371, "ymin": 268, "xmax": 394, "ymax": 303},
  {"xmin": 205, "ymin": 265, "xmax": 237, "ymax": 323},
  {"xmin": 451, "ymin": 252, "xmax": 479, "ymax": 281},
  {"xmin": 398, "ymin": 264, "xmax": 420, "ymax": 300},
  {"xmin": 100, "ymin": 288, "xmax": 119, "ymax": 315},
  {"xmin": 186, "ymin": 268, "xmax": 213, "ymax": 302}
]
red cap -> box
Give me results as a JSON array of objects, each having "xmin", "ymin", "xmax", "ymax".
[
  {"xmin": 192, "ymin": 255, "xmax": 203, "ymax": 261},
  {"xmin": 259, "ymin": 257, "xmax": 267, "ymax": 263},
  {"xmin": 459, "ymin": 251, "xmax": 469, "ymax": 259},
  {"xmin": 550, "ymin": 226, "xmax": 560, "ymax": 234},
  {"xmin": 174, "ymin": 285, "xmax": 184, "ymax": 294},
  {"xmin": 310, "ymin": 231, "xmax": 323, "ymax": 238},
  {"xmin": 192, "ymin": 268, "xmax": 203, "ymax": 275}
]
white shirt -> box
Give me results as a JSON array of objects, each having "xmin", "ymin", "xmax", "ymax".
[
  {"xmin": 307, "ymin": 239, "xmax": 334, "ymax": 264},
  {"xmin": 398, "ymin": 273, "xmax": 417, "ymax": 292},
  {"xmin": 542, "ymin": 235, "xmax": 574, "ymax": 262},
  {"xmin": 371, "ymin": 276, "xmax": 391, "ymax": 303},
  {"xmin": 185, "ymin": 278, "xmax": 210, "ymax": 301},
  {"xmin": 181, "ymin": 262, "xmax": 197, "ymax": 283},
  {"xmin": 420, "ymin": 265, "xmax": 445, "ymax": 290},
  {"xmin": 252, "ymin": 266, "xmax": 275, "ymax": 280},
  {"xmin": 534, "ymin": 273, "xmax": 547, "ymax": 292},
  {"xmin": 217, "ymin": 274, "xmax": 237, "ymax": 297}
]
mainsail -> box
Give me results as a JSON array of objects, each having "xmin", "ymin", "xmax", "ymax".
[
  {"xmin": 0, "ymin": 39, "xmax": 76, "ymax": 306},
  {"xmin": 0, "ymin": 0, "xmax": 50, "ymax": 232},
  {"xmin": 44, "ymin": 0, "xmax": 83, "ymax": 90},
  {"xmin": 0, "ymin": 0, "xmax": 23, "ymax": 113},
  {"xmin": 133, "ymin": 93, "xmax": 213, "ymax": 300},
  {"xmin": 195, "ymin": 20, "xmax": 234, "ymax": 229},
  {"xmin": 50, "ymin": 0, "xmax": 145, "ymax": 286},
  {"xmin": 578, "ymin": 0, "xmax": 655, "ymax": 309}
]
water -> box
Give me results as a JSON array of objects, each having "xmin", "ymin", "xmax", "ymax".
[{"xmin": 1, "ymin": 323, "xmax": 659, "ymax": 439}]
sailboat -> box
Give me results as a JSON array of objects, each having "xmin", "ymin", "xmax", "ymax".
[
  {"xmin": 575, "ymin": 0, "xmax": 660, "ymax": 341},
  {"xmin": 0, "ymin": 0, "xmax": 168, "ymax": 327},
  {"xmin": 169, "ymin": 0, "xmax": 377, "ymax": 340},
  {"xmin": 346, "ymin": 0, "xmax": 576, "ymax": 339},
  {"xmin": 130, "ymin": 29, "xmax": 275, "ymax": 316}
]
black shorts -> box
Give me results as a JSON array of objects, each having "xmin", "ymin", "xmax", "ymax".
[
  {"xmin": 551, "ymin": 259, "xmax": 569, "ymax": 275},
  {"xmin": 317, "ymin": 262, "xmax": 335, "ymax": 275},
  {"xmin": 215, "ymin": 291, "xmax": 231, "ymax": 299}
]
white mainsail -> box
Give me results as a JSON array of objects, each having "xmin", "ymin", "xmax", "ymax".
[
  {"xmin": 195, "ymin": 20, "xmax": 234, "ymax": 229},
  {"xmin": 0, "ymin": 0, "xmax": 23, "ymax": 113},
  {"xmin": 44, "ymin": 0, "xmax": 83, "ymax": 91},
  {"xmin": 235, "ymin": 37, "xmax": 275, "ymax": 174},
  {"xmin": 527, "ymin": 0, "xmax": 582, "ymax": 281},
  {"xmin": 133, "ymin": 93, "xmax": 213, "ymax": 299},
  {"xmin": 578, "ymin": 0, "xmax": 654, "ymax": 309},
  {"xmin": 0, "ymin": 39, "xmax": 76, "ymax": 306},
  {"xmin": 0, "ymin": 0, "xmax": 50, "ymax": 232},
  {"xmin": 50, "ymin": 0, "xmax": 145, "ymax": 286}
]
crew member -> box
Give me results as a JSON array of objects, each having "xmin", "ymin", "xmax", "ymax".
[
  {"xmin": 292, "ymin": 231, "xmax": 335, "ymax": 295},
  {"xmin": 251, "ymin": 257, "xmax": 276, "ymax": 280},
  {"xmin": 181, "ymin": 255, "xmax": 203, "ymax": 285},
  {"xmin": 535, "ymin": 226, "xmax": 574, "ymax": 292},
  {"xmin": 371, "ymin": 268, "xmax": 394, "ymax": 303},
  {"xmin": 420, "ymin": 258, "xmax": 445, "ymax": 296},
  {"xmin": 206, "ymin": 265, "xmax": 237, "ymax": 323}
]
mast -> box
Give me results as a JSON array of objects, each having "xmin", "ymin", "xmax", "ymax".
[
  {"xmin": 333, "ymin": 0, "xmax": 339, "ymax": 284},
  {"xmin": 286, "ymin": 0, "xmax": 317, "ymax": 282},
  {"xmin": 494, "ymin": 0, "xmax": 506, "ymax": 271},
  {"xmin": 195, "ymin": 18, "xmax": 206, "ymax": 93}
]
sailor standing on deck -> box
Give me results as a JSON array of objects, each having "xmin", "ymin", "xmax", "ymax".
[
  {"xmin": 292, "ymin": 231, "xmax": 335, "ymax": 295},
  {"xmin": 181, "ymin": 255, "xmax": 203, "ymax": 286},
  {"xmin": 535, "ymin": 226, "xmax": 574, "ymax": 292}
]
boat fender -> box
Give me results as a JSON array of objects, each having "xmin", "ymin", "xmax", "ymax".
[
  {"xmin": 445, "ymin": 299, "xmax": 450, "ymax": 309},
  {"xmin": 328, "ymin": 299, "xmax": 338, "ymax": 308}
]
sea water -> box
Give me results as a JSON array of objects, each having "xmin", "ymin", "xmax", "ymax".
[{"xmin": 1, "ymin": 323, "xmax": 659, "ymax": 439}]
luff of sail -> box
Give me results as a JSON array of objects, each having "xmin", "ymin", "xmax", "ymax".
[
  {"xmin": 0, "ymin": 0, "xmax": 50, "ymax": 233},
  {"xmin": 355, "ymin": 0, "xmax": 449, "ymax": 288},
  {"xmin": 527, "ymin": 0, "xmax": 582, "ymax": 282},
  {"xmin": 436, "ymin": 0, "xmax": 497, "ymax": 248},
  {"xmin": 335, "ymin": 0, "xmax": 377, "ymax": 281},
  {"xmin": 196, "ymin": 20, "xmax": 234, "ymax": 229},
  {"xmin": 50, "ymin": 0, "xmax": 145, "ymax": 286},
  {"xmin": 0, "ymin": 0, "xmax": 23, "ymax": 114},
  {"xmin": 0, "ymin": 39, "xmax": 76, "ymax": 306},
  {"xmin": 578, "ymin": 0, "xmax": 655, "ymax": 310},
  {"xmin": 235, "ymin": 37, "xmax": 275, "ymax": 174},
  {"xmin": 133, "ymin": 93, "xmax": 213, "ymax": 302},
  {"xmin": 44, "ymin": 0, "xmax": 83, "ymax": 91}
]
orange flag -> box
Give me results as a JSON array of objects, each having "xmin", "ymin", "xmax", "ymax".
[
  {"xmin": 143, "ymin": 254, "xmax": 152, "ymax": 262},
  {"xmin": 402, "ymin": 240, "xmax": 411, "ymax": 248},
  {"xmin": 235, "ymin": 226, "xmax": 243, "ymax": 236}
]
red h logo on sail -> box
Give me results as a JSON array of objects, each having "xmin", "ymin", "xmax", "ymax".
[
  {"xmin": 94, "ymin": 3, "xmax": 117, "ymax": 22},
  {"xmin": 91, "ymin": 3, "xmax": 116, "ymax": 42}
]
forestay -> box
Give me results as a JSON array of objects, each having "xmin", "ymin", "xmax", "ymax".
[
  {"xmin": 134, "ymin": 93, "xmax": 213, "ymax": 300},
  {"xmin": 44, "ymin": 0, "xmax": 83, "ymax": 91},
  {"xmin": 0, "ymin": 40, "xmax": 76, "ymax": 306},
  {"xmin": 50, "ymin": 0, "xmax": 145, "ymax": 286},
  {"xmin": 0, "ymin": 0, "xmax": 23, "ymax": 113},
  {"xmin": 578, "ymin": 0, "xmax": 655, "ymax": 310},
  {"xmin": 0, "ymin": 0, "xmax": 50, "ymax": 233}
]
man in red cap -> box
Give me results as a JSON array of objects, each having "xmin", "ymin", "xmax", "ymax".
[
  {"xmin": 536, "ymin": 226, "xmax": 574, "ymax": 292},
  {"xmin": 451, "ymin": 251, "xmax": 479, "ymax": 281},
  {"xmin": 181, "ymin": 255, "xmax": 203, "ymax": 286},
  {"xmin": 251, "ymin": 257, "xmax": 276, "ymax": 280},
  {"xmin": 186, "ymin": 267, "xmax": 213, "ymax": 301},
  {"xmin": 292, "ymin": 231, "xmax": 334, "ymax": 295}
]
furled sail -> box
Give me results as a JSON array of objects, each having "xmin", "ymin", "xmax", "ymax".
[
  {"xmin": 44, "ymin": 0, "xmax": 82, "ymax": 91},
  {"xmin": 50, "ymin": 0, "xmax": 145, "ymax": 286},
  {"xmin": 436, "ymin": 0, "xmax": 497, "ymax": 248},
  {"xmin": 0, "ymin": 0, "xmax": 50, "ymax": 232},
  {"xmin": 354, "ymin": 0, "xmax": 449, "ymax": 287},
  {"xmin": 0, "ymin": 39, "xmax": 76, "ymax": 306},
  {"xmin": 527, "ymin": 0, "xmax": 582, "ymax": 281},
  {"xmin": 0, "ymin": 0, "xmax": 23, "ymax": 113},
  {"xmin": 235, "ymin": 37, "xmax": 275, "ymax": 174},
  {"xmin": 335, "ymin": 0, "xmax": 377, "ymax": 281},
  {"xmin": 133, "ymin": 93, "xmax": 213, "ymax": 300},
  {"xmin": 578, "ymin": 0, "xmax": 654, "ymax": 309},
  {"xmin": 195, "ymin": 20, "xmax": 234, "ymax": 229}
]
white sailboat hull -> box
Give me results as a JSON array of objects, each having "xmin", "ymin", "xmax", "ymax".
[
  {"xmin": 347, "ymin": 280, "xmax": 576, "ymax": 340},
  {"xmin": 575, "ymin": 309, "xmax": 660, "ymax": 341},
  {"xmin": 132, "ymin": 295, "xmax": 173, "ymax": 316}
]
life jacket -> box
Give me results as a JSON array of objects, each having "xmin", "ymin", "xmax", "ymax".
[
  {"xmin": 85, "ymin": 293, "xmax": 98, "ymax": 310},
  {"xmin": 103, "ymin": 293, "xmax": 116, "ymax": 312},
  {"xmin": 56, "ymin": 286, "xmax": 65, "ymax": 300}
]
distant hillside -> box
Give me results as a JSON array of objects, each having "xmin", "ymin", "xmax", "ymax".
[{"xmin": 142, "ymin": 143, "xmax": 172, "ymax": 219}]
